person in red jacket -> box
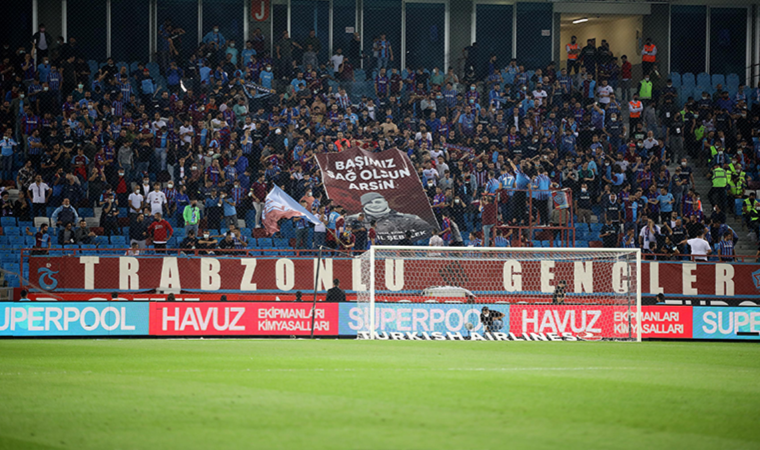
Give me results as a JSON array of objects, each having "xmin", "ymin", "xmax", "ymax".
[
  {"xmin": 148, "ymin": 212, "xmax": 174, "ymax": 252},
  {"xmin": 620, "ymin": 54, "xmax": 633, "ymax": 104}
]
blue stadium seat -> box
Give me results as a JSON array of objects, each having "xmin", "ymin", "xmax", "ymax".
[
  {"xmin": 0, "ymin": 236, "xmax": 9, "ymax": 246},
  {"xmin": 94, "ymin": 236, "xmax": 109, "ymax": 246},
  {"xmin": 257, "ymin": 237, "xmax": 274, "ymax": 248},
  {"xmin": 696, "ymin": 72, "xmax": 711, "ymax": 87},
  {"xmin": 18, "ymin": 221, "xmax": 33, "ymax": 229},
  {"xmin": 576, "ymin": 240, "xmax": 589, "ymax": 248},
  {"xmin": 24, "ymin": 236, "xmax": 36, "ymax": 246},
  {"xmin": 541, "ymin": 240, "xmax": 551, "ymax": 247},
  {"xmin": 712, "ymin": 74, "xmax": 725, "ymax": 89},
  {"xmin": 240, "ymin": 228, "xmax": 252, "ymax": 238},
  {"xmin": 4, "ymin": 226, "xmax": 20, "ymax": 236},
  {"xmin": 110, "ymin": 236, "xmax": 126, "ymax": 246},
  {"xmin": 166, "ymin": 237, "xmax": 177, "ymax": 248},
  {"xmin": 1, "ymin": 217, "xmax": 17, "ymax": 227},
  {"xmin": 589, "ymin": 223, "xmax": 603, "ymax": 232},
  {"xmin": 669, "ymin": 73, "xmax": 681, "ymax": 87},
  {"xmin": 726, "ymin": 73, "xmax": 740, "ymax": 90},
  {"xmin": 681, "ymin": 72, "xmax": 695, "ymax": 87},
  {"xmin": 273, "ymin": 238, "xmax": 290, "ymax": 248},
  {"xmin": 79, "ymin": 207, "xmax": 94, "ymax": 217}
]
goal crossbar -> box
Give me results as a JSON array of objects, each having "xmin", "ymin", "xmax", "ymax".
[{"xmin": 362, "ymin": 246, "xmax": 642, "ymax": 342}]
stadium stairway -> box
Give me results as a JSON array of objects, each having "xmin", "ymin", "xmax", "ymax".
[{"xmin": 691, "ymin": 161, "xmax": 754, "ymax": 255}]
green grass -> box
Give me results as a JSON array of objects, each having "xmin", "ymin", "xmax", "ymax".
[{"xmin": 0, "ymin": 340, "xmax": 759, "ymax": 450}]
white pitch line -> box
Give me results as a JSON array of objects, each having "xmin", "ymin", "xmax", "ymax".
[{"xmin": 0, "ymin": 366, "xmax": 642, "ymax": 376}]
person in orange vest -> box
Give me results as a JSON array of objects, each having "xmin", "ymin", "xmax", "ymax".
[
  {"xmin": 566, "ymin": 36, "xmax": 581, "ymax": 75},
  {"xmin": 628, "ymin": 94, "xmax": 644, "ymax": 132},
  {"xmin": 334, "ymin": 131, "xmax": 351, "ymax": 151},
  {"xmin": 641, "ymin": 38, "xmax": 657, "ymax": 77}
]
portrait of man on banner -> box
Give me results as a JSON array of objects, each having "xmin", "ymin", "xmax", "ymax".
[{"xmin": 316, "ymin": 147, "xmax": 439, "ymax": 243}]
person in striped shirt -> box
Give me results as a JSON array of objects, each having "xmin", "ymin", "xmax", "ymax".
[{"xmin": 718, "ymin": 231, "xmax": 734, "ymax": 261}]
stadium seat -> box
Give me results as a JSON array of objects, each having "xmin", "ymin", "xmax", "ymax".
[
  {"xmin": 711, "ymin": 74, "xmax": 725, "ymax": 89},
  {"xmin": 589, "ymin": 223, "xmax": 603, "ymax": 232},
  {"xmin": 33, "ymin": 217, "xmax": 50, "ymax": 228},
  {"xmin": 1, "ymin": 217, "xmax": 17, "ymax": 227},
  {"xmin": 273, "ymin": 237, "xmax": 290, "ymax": 249},
  {"xmin": 24, "ymin": 236, "xmax": 36, "ymax": 246},
  {"xmin": 94, "ymin": 236, "xmax": 109, "ymax": 246},
  {"xmin": 240, "ymin": 228, "xmax": 252, "ymax": 238},
  {"xmin": 257, "ymin": 237, "xmax": 274, "ymax": 248},
  {"xmin": 696, "ymin": 72, "xmax": 711, "ymax": 87},
  {"xmin": 4, "ymin": 226, "xmax": 20, "ymax": 236},
  {"xmin": 669, "ymin": 73, "xmax": 681, "ymax": 87},
  {"xmin": 541, "ymin": 240, "xmax": 551, "ymax": 248},
  {"xmin": 576, "ymin": 240, "xmax": 589, "ymax": 248},
  {"xmin": 78, "ymin": 208, "xmax": 94, "ymax": 217},
  {"xmin": 681, "ymin": 72, "xmax": 695, "ymax": 87},
  {"xmin": 531, "ymin": 240, "xmax": 541, "ymax": 247},
  {"xmin": 110, "ymin": 236, "xmax": 126, "ymax": 246},
  {"xmin": 726, "ymin": 73, "xmax": 740, "ymax": 90}
]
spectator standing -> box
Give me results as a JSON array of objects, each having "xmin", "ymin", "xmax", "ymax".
[
  {"xmin": 148, "ymin": 212, "xmax": 173, "ymax": 251},
  {"xmin": 28, "ymin": 175, "xmax": 50, "ymax": 218},
  {"xmin": 32, "ymin": 24, "xmax": 53, "ymax": 59},
  {"xmin": 183, "ymin": 199, "xmax": 201, "ymax": 237},
  {"xmin": 566, "ymin": 36, "xmax": 580, "ymax": 74},
  {"xmin": 686, "ymin": 228, "xmax": 711, "ymax": 261},
  {"xmin": 641, "ymin": 38, "xmax": 657, "ymax": 77}
]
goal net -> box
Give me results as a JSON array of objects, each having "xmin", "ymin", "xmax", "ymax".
[{"xmin": 356, "ymin": 246, "xmax": 641, "ymax": 341}]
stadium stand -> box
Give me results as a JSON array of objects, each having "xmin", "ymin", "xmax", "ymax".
[{"xmin": 0, "ymin": 8, "xmax": 758, "ymax": 292}]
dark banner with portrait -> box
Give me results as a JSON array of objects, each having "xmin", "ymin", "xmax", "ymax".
[{"xmin": 316, "ymin": 147, "xmax": 439, "ymax": 243}]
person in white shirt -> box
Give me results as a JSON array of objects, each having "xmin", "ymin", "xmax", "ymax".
[
  {"xmin": 429, "ymin": 230, "xmax": 444, "ymax": 247},
  {"xmin": 146, "ymin": 183, "xmax": 167, "ymax": 215},
  {"xmin": 179, "ymin": 120, "xmax": 194, "ymax": 147},
  {"xmin": 127, "ymin": 185, "xmax": 144, "ymax": 217},
  {"xmin": 638, "ymin": 219, "xmax": 660, "ymax": 251},
  {"xmin": 28, "ymin": 175, "xmax": 50, "ymax": 218},
  {"xmin": 330, "ymin": 48, "xmax": 345, "ymax": 74},
  {"xmin": 642, "ymin": 131, "xmax": 659, "ymax": 151},
  {"xmin": 686, "ymin": 229, "xmax": 711, "ymax": 261},
  {"xmin": 596, "ymin": 80, "xmax": 614, "ymax": 104},
  {"xmin": 532, "ymin": 84, "xmax": 548, "ymax": 107}
]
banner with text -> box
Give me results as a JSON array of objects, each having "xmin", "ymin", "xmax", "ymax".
[
  {"xmin": 338, "ymin": 303, "xmax": 510, "ymax": 336},
  {"xmin": 149, "ymin": 302, "xmax": 339, "ymax": 336},
  {"xmin": 316, "ymin": 147, "xmax": 439, "ymax": 243},
  {"xmin": 26, "ymin": 256, "xmax": 760, "ymax": 301},
  {"xmin": 0, "ymin": 302, "xmax": 149, "ymax": 336},
  {"xmin": 692, "ymin": 307, "xmax": 760, "ymax": 340}
]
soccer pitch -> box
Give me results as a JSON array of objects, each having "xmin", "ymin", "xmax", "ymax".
[{"xmin": 1, "ymin": 340, "xmax": 759, "ymax": 450}]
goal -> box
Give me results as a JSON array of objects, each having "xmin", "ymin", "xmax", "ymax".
[{"xmin": 356, "ymin": 246, "xmax": 642, "ymax": 341}]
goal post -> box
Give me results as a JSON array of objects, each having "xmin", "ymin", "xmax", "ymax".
[{"xmin": 357, "ymin": 246, "xmax": 642, "ymax": 342}]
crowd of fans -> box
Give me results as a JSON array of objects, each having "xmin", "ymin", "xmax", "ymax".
[{"xmin": 1, "ymin": 21, "xmax": 760, "ymax": 260}]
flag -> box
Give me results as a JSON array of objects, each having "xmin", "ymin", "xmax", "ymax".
[{"xmin": 262, "ymin": 185, "xmax": 321, "ymax": 235}]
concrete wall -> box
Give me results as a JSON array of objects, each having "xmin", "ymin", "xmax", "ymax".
[
  {"xmin": 449, "ymin": 0, "xmax": 473, "ymax": 72},
  {"xmin": 560, "ymin": 16, "xmax": 643, "ymax": 68},
  {"xmin": 642, "ymin": 3, "xmax": 670, "ymax": 77}
]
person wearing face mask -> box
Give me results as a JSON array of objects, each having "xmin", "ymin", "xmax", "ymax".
[
  {"xmin": 197, "ymin": 230, "xmax": 218, "ymax": 254},
  {"xmin": 128, "ymin": 185, "xmax": 144, "ymax": 222},
  {"xmin": 202, "ymin": 25, "xmax": 226, "ymax": 50}
]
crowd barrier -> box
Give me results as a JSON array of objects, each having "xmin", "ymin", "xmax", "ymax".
[{"xmin": 1, "ymin": 302, "xmax": 758, "ymax": 341}]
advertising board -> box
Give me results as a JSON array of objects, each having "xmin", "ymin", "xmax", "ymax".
[{"xmin": 0, "ymin": 302, "xmax": 149, "ymax": 337}]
